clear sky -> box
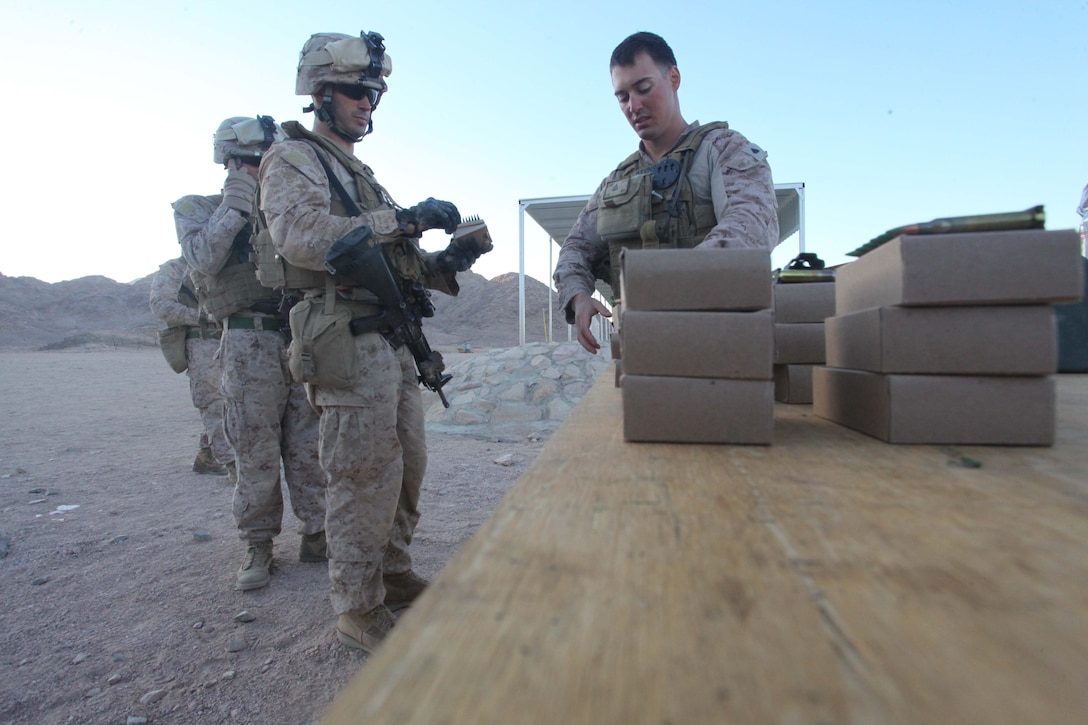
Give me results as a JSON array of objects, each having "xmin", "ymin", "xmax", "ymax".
[{"xmin": 2, "ymin": 0, "xmax": 1084, "ymax": 287}]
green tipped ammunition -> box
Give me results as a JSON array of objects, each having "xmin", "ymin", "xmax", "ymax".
[
  {"xmin": 848, "ymin": 205, "xmax": 1046, "ymax": 257},
  {"xmin": 773, "ymin": 269, "xmax": 836, "ymax": 283}
]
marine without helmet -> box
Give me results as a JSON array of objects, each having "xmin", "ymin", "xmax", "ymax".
[
  {"xmin": 213, "ymin": 116, "xmax": 283, "ymax": 165},
  {"xmin": 296, "ymin": 31, "xmax": 393, "ymax": 96}
]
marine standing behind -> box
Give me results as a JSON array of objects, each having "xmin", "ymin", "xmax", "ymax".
[
  {"xmin": 175, "ymin": 116, "xmax": 328, "ymax": 592},
  {"xmin": 149, "ymin": 256, "xmax": 234, "ymax": 479}
]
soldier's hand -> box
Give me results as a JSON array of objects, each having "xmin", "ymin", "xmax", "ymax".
[
  {"xmin": 571, "ymin": 292, "xmax": 612, "ymax": 355},
  {"xmin": 222, "ymin": 164, "xmax": 258, "ymax": 215},
  {"xmin": 397, "ymin": 198, "xmax": 461, "ymax": 235}
]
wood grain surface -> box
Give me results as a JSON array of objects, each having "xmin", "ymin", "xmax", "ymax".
[{"xmin": 322, "ymin": 370, "xmax": 1088, "ymax": 724}]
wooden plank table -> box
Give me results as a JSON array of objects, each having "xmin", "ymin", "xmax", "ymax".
[{"xmin": 322, "ymin": 371, "xmax": 1088, "ymax": 724}]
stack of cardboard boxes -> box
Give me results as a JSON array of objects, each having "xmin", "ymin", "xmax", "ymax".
[
  {"xmin": 617, "ymin": 248, "xmax": 775, "ymax": 444},
  {"xmin": 772, "ymin": 280, "xmax": 836, "ymax": 404},
  {"xmin": 813, "ymin": 229, "xmax": 1084, "ymax": 445}
]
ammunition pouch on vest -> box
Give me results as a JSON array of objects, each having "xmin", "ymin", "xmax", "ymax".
[
  {"xmin": 189, "ymin": 223, "xmax": 279, "ymax": 319},
  {"xmin": 157, "ymin": 326, "xmax": 189, "ymax": 373},
  {"xmin": 597, "ymin": 122, "xmax": 728, "ymax": 295},
  {"xmin": 598, "ymin": 172, "xmax": 653, "ymax": 244},
  {"xmin": 288, "ymin": 295, "xmax": 354, "ymax": 389},
  {"xmin": 287, "ymin": 278, "xmax": 385, "ymax": 388},
  {"xmin": 252, "ymin": 224, "xmax": 326, "ymax": 291}
]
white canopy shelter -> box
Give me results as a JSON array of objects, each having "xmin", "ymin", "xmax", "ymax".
[{"xmin": 517, "ymin": 183, "xmax": 806, "ymax": 345}]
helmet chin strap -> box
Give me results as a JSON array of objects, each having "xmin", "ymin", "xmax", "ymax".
[{"xmin": 311, "ymin": 86, "xmax": 372, "ymax": 142}]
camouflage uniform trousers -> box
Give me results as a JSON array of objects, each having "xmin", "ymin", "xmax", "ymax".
[
  {"xmin": 185, "ymin": 336, "xmax": 233, "ymax": 466},
  {"xmin": 221, "ymin": 327, "xmax": 326, "ymax": 542},
  {"xmin": 313, "ymin": 331, "xmax": 425, "ymax": 615}
]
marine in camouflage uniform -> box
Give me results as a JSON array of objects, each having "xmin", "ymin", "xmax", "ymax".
[
  {"xmin": 148, "ymin": 256, "xmax": 234, "ymax": 477},
  {"xmin": 554, "ymin": 32, "xmax": 781, "ymax": 354},
  {"xmin": 174, "ymin": 116, "xmax": 327, "ymax": 592},
  {"xmin": 258, "ymin": 31, "xmax": 488, "ymax": 652}
]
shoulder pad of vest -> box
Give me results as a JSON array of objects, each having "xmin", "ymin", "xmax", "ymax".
[
  {"xmin": 171, "ymin": 194, "xmax": 214, "ymax": 216},
  {"xmin": 684, "ymin": 122, "xmax": 731, "ymax": 149},
  {"xmin": 269, "ymin": 142, "xmax": 328, "ymax": 186},
  {"xmin": 278, "ymin": 142, "xmax": 319, "ymax": 169},
  {"xmin": 615, "ymin": 150, "xmax": 642, "ymax": 173}
]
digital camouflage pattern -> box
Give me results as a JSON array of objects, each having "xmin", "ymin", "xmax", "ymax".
[
  {"xmin": 174, "ymin": 190, "xmax": 326, "ymax": 545},
  {"xmin": 259, "ymin": 124, "xmax": 458, "ymax": 292},
  {"xmin": 260, "ymin": 122, "xmax": 443, "ymax": 615},
  {"xmin": 184, "ymin": 337, "xmax": 232, "ymax": 467},
  {"xmin": 173, "ymin": 194, "xmax": 250, "ymax": 283},
  {"xmin": 319, "ymin": 335, "xmax": 425, "ymax": 614},
  {"xmin": 221, "ymin": 328, "xmax": 326, "ymax": 541},
  {"xmin": 553, "ymin": 122, "xmax": 779, "ymax": 313},
  {"xmin": 149, "ymin": 257, "xmax": 233, "ymax": 467},
  {"xmin": 258, "ymin": 131, "xmax": 400, "ymax": 273},
  {"xmin": 295, "ymin": 32, "xmax": 392, "ymax": 96}
]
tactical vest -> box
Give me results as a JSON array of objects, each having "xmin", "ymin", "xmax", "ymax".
[
  {"xmin": 596, "ymin": 122, "xmax": 728, "ymax": 296},
  {"xmin": 251, "ymin": 121, "xmax": 427, "ymax": 292},
  {"xmin": 188, "ymin": 221, "xmax": 279, "ymax": 319}
]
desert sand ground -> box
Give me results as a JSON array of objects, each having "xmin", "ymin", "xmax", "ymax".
[{"xmin": 0, "ymin": 348, "xmax": 547, "ymax": 725}]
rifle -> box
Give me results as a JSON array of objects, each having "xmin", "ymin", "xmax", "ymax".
[
  {"xmin": 349, "ymin": 283, "xmax": 452, "ymax": 408},
  {"xmin": 325, "ymin": 232, "xmax": 452, "ymax": 407}
]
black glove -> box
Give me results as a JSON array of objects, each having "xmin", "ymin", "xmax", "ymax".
[
  {"xmin": 396, "ymin": 198, "xmax": 461, "ymax": 235},
  {"xmin": 436, "ymin": 239, "xmax": 481, "ymax": 273},
  {"xmin": 437, "ymin": 245, "xmax": 471, "ymax": 273},
  {"xmin": 437, "ymin": 217, "xmax": 494, "ymax": 273}
]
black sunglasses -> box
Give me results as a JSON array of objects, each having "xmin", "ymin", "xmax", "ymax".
[{"xmin": 334, "ymin": 84, "xmax": 381, "ymax": 105}]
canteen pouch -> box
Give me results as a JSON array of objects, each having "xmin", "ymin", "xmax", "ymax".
[
  {"xmin": 288, "ymin": 297, "xmax": 357, "ymax": 388},
  {"xmin": 157, "ymin": 326, "xmax": 188, "ymax": 374}
]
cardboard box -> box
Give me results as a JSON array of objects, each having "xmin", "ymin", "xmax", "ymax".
[
  {"xmin": 836, "ymin": 229, "xmax": 1084, "ymax": 314},
  {"xmin": 611, "ymin": 301, "xmax": 624, "ymax": 334},
  {"xmin": 620, "ymin": 248, "xmax": 772, "ymax": 311},
  {"xmin": 825, "ymin": 305, "xmax": 1057, "ymax": 374},
  {"xmin": 812, "ymin": 367, "xmax": 1055, "ymax": 445},
  {"xmin": 623, "ymin": 375, "xmax": 774, "ymax": 444},
  {"xmin": 774, "ymin": 364, "xmax": 814, "ymax": 404},
  {"xmin": 773, "ymin": 282, "xmax": 836, "ymax": 323},
  {"xmin": 621, "ymin": 309, "xmax": 773, "ymax": 379},
  {"xmin": 774, "ymin": 323, "xmax": 826, "ymax": 364}
]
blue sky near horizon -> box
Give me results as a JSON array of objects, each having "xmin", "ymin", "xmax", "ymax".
[{"xmin": 1, "ymin": 0, "xmax": 1084, "ymax": 287}]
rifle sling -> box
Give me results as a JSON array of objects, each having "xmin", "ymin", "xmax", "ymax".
[{"xmin": 308, "ymin": 144, "xmax": 363, "ymax": 217}]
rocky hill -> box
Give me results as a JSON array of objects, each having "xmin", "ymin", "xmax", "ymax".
[{"xmin": 0, "ymin": 269, "xmax": 570, "ymax": 351}]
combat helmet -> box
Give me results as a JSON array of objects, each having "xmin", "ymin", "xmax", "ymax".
[
  {"xmin": 213, "ymin": 116, "xmax": 283, "ymax": 165},
  {"xmin": 297, "ymin": 31, "xmax": 392, "ymax": 141}
]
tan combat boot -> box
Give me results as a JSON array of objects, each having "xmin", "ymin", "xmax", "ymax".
[
  {"xmin": 336, "ymin": 604, "xmax": 396, "ymax": 653},
  {"xmin": 384, "ymin": 570, "xmax": 429, "ymax": 612},
  {"xmin": 235, "ymin": 541, "xmax": 273, "ymax": 591},
  {"xmin": 299, "ymin": 530, "xmax": 327, "ymax": 562},
  {"xmin": 192, "ymin": 446, "xmax": 227, "ymax": 475}
]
